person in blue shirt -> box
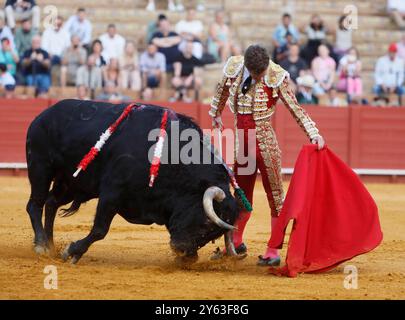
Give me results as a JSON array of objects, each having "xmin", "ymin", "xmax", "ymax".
[
  {"xmin": 64, "ymin": 8, "xmax": 92, "ymax": 49},
  {"xmin": 0, "ymin": 37, "xmax": 19, "ymax": 76},
  {"xmin": 272, "ymin": 13, "xmax": 300, "ymax": 49}
]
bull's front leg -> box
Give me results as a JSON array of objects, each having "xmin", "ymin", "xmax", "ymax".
[{"xmin": 62, "ymin": 198, "xmax": 116, "ymax": 264}]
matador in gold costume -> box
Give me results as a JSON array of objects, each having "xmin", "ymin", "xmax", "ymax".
[{"xmin": 209, "ymin": 45, "xmax": 325, "ymax": 266}]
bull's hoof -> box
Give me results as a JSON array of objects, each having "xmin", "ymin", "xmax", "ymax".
[
  {"xmin": 61, "ymin": 243, "xmax": 81, "ymax": 264},
  {"xmin": 33, "ymin": 244, "xmax": 49, "ymax": 256}
]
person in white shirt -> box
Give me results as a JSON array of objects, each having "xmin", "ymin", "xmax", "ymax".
[
  {"xmin": 41, "ymin": 16, "xmax": 70, "ymax": 65},
  {"xmin": 175, "ymin": 8, "xmax": 204, "ymax": 59},
  {"xmin": 0, "ymin": 62, "xmax": 16, "ymax": 98},
  {"xmin": 374, "ymin": 43, "xmax": 405, "ymax": 105},
  {"xmin": 388, "ymin": 0, "xmax": 405, "ymax": 30},
  {"xmin": 99, "ymin": 24, "xmax": 126, "ymax": 62},
  {"xmin": 64, "ymin": 8, "xmax": 92, "ymax": 48}
]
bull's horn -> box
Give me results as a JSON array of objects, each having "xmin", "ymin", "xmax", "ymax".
[{"xmin": 203, "ymin": 186, "xmax": 235, "ymax": 230}]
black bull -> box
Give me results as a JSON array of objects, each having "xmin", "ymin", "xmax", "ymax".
[{"xmin": 25, "ymin": 99, "xmax": 240, "ymax": 264}]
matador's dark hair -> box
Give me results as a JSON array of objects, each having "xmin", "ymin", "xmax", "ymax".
[{"xmin": 244, "ymin": 45, "xmax": 270, "ymax": 75}]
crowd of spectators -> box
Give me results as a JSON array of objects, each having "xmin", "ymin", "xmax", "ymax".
[
  {"xmin": 272, "ymin": 10, "xmax": 405, "ymax": 107},
  {"xmin": 0, "ymin": 1, "xmax": 404, "ymax": 107},
  {"xmin": 0, "ymin": 1, "xmax": 228, "ymax": 103},
  {"xmin": 271, "ymin": 13, "xmax": 356, "ymax": 107}
]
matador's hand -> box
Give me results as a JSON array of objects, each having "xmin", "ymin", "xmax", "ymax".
[
  {"xmin": 212, "ymin": 116, "xmax": 223, "ymax": 131},
  {"xmin": 312, "ymin": 135, "xmax": 325, "ymax": 150}
]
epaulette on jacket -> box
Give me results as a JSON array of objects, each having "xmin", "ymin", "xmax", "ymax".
[
  {"xmin": 223, "ymin": 55, "xmax": 244, "ymax": 78},
  {"xmin": 265, "ymin": 60, "xmax": 289, "ymax": 88},
  {"xmin": 223, "ymin": 56, "xmax": 289, "ymax": 89}
]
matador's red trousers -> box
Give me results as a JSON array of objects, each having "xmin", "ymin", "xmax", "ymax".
[{"xmin": 233, "ymin": 114, "xmax": 280, "ymax": 257}]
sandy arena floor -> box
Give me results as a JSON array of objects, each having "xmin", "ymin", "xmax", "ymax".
[{"xmin": 0, "ymin": 176, "xmax": 404, "ymax": 300}]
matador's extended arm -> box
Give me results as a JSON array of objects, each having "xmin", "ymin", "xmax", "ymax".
[
  {"xmin": 208, "ymin": 75, "xmax": 231, "ymax": 118},
  {"xmin": 278, "ymin": 78, "xmax": 321, "ymax": 141}
]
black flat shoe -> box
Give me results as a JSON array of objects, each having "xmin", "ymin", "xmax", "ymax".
[
  {"xmin": 257, "ymin": 255, "xmax": 281, "ymax": 267},
  {"xmin": 235, "ymin": 243, "xmax": 247, "ymax": 255}
]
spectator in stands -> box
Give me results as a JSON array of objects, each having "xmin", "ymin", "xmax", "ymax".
[
  {"xmin": 311, "ymin": 44, "xmax": 336, "ymax": 95},
  {"xmin": 145, "ymin": 0, "xmax": 205, "ymax": 12},
  {"xmin": 151, "ymin": 17, "xmax": 181, "ymax": 73},
  {"xmin": 274, "ymin": 32, "xmax": 297, "ymax": 63},
  {"xmin": 96, "ymin": 80, "xmax": 131, "ymax": 103},
  {"xmin": 171, "ymin": 41, "xmax": 203, "ymax": 102},
  {"xmin": 41, "ymin": 16, "xmax": 70, "ymax": 67},
  {"xmin": 60, "ymin": 35, "xmax": 87, "ymax": 87},
  {"xmin": 21, "ymin": 35, "xmax": 51, "ymax": 97},
  {"xmin": 99, "ymin": 24, "xmax": 126, "ymax": 62},
  {"xmin": 334, "ymin": 15, "xmax": 353, "ymax": 62},
  {"xmin": 147, "ymin": 14, "xmax": 167, "ymax": 44},
  {"xmin": 90, "ymin": 39, "xmax": 107, "ymax": 68},
  {"xmin": 207, "ymin": 9, "xmax": 234, "ymax": 63},
  {"xmin": 76, "ymin": 54, "xmax": 103, "ymax": 93},
  {"xmin": 296, "ymin": 74, "xmax": 318, "ymax": 105},
  {"xmin": 326, "ymin": 87, "xmax": 348, "ymax": 107},
  {"xmin": 1, "ymin": 0, "xmax": 40, "ymax": 30},
  {"xmin": 0, "ymin": 62, "xmax": 15, "ymax": 98},
  {"xmin": 140, "ymin": 43, "xmax": 166, "ymax": 100},
  {"xmin": 0, "ymin": 37, "xmax": 19, "ymax": 77},
  {"xmin": 337, "ymin": 47, "xmax": 363, "ymax": 103},
  {"xmin": 14, "ymin": 18, "xmax": 37, "ymax": 57},
  {"xmin": 374, "ymin": 43, "xmax": 405, "ymax": 105},
  {"xmin": 175, "ymin": 8, "xmax": 204, "ymax": 59},
  {"xmin": 104, "ymin": 58, "xmax": 120, "ymax": 87},
  {"xmin": 301, "ymin": 14, "xmax": 331, "ymax": 65},
  {"xmin": 388, "ymin": 0, "xmax": 405, "ymax": 30},
  {"xmin": 64, "ymin": 8, "xmax": 92, "ymax": 49},
  {"xmin": 75, "ymin": 84, "xmax": 90, "ymax": 100},
  {"xmin": 0, "ymin": 17, "xmax": 15, "ymax": 51},
  {"xmin": 119, "ymin": 41, "xmax": 141, "ymax": 91},
  {"xmin": 279, "ymin": 43, "xmax": 308, "ymax": 89},
  {"xmin": 272, "ymin": 13, "xmax": 300, "ymax": 60}
]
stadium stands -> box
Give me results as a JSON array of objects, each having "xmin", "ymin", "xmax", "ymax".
[{"xmin": 2, "ymin": 0, "xmax": 404, "ymax": 103}]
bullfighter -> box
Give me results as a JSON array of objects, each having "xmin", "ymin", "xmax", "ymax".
[{"xmin": 209, "ymin": 44, "xmax": 325, "ymax": 266}]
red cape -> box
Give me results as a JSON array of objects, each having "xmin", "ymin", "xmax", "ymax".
[{"xmin": 268, "ymin": 145, "xmax": 383, "ymax": 277}]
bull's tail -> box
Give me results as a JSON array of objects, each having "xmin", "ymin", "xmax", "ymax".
[{"xmin": 59, "ymin": 200, "xmax": 82, "ymax": 218}]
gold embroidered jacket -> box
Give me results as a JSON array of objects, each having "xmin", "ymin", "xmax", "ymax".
[
  {"xmin": 209, "ymin": 55, "xmax": 321, "ymax": 141},
  {"xmin": 209, "ymin": 56, "xmax": 321, "ymax": 215}
]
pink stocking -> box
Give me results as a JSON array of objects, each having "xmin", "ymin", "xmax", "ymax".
[
  {"xmin": 263, "ymin": 217, "xmax": 279, "ymax": 259},
  {"xmin": 232, "ymin": 211, "xmax": 251, "ymax": 248}
]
